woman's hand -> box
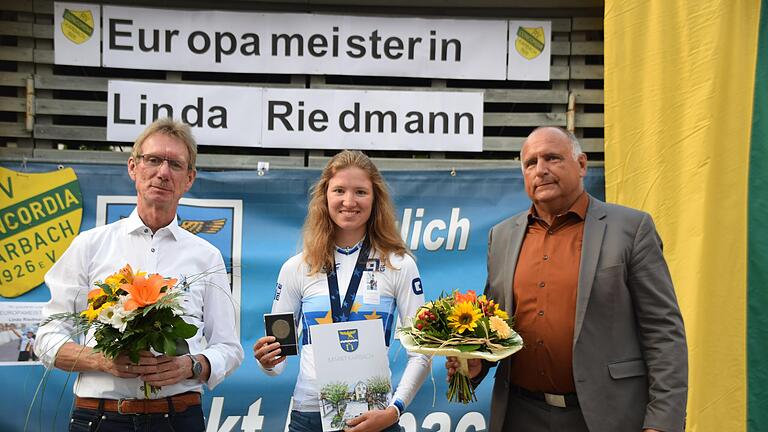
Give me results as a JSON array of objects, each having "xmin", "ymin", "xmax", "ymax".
[
  {"xmin": 343, "ymin": 406, "xmax": 399, "ymax": 431},
  {"xmin": 253, "ymin": 336, "xmax": 286, "ymax": 369},
  {"xmin": 445, "ymin": 356, "xmax": 483, "ymax": 380}
]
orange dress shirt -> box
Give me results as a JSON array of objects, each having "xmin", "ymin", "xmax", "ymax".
[{"xmin": 509, "ymin": 192, "xmax": 589, "ymax": 394}]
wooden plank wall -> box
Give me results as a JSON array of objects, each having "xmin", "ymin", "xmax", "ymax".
[{"xmin": 0, "ymin": 0, "xmax": 604, "ymax": 169}]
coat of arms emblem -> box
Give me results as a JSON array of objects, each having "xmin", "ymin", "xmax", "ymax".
[
  {"xmin": 61, "ymin": 8, "xmax": 94, "ymax": 44},
  {"xmin": 515, "ymin": 26, "xmax": 546, "ymax": 60},
  {"xmin": 338, "ymin": 329, "xmax": 359, "ymax": 353}
]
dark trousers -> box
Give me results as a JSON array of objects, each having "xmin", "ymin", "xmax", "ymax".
[
  {"xmin": 503, "ymin": 390, "xmax": 590, "ymax": 432},
  {"xmin": 68, "ymin": 405, "xmax": 205, "ymax": 432},
  {"xmin": 289, "ymin": 410, "xmax": 404, "ymax": 432}
]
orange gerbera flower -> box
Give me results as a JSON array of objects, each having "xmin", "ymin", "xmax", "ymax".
[
  {"xmin": 454, "ymin": 290, "xmax": 477, "ymax": 304},
  {"xmin": 122, "ymin": 274, "xmax": 177, "ymax": 311}
]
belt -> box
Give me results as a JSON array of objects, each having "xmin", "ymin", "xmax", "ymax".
[
  {"xmin": 510, "ymin": 385, "xmax": 579, "ymax": 408},
  {"xmin": 74, "ymin": 392, "xmax": 201, "ymax": 415}
]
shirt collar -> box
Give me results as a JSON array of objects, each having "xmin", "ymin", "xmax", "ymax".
[
  {"xmin": 126, "ymin": 208, "xmax": 182, "ymax": 240},
  {"xmin": 527, "ymin": 191, "xmax": 589, "ymax": 224},
  {"xmin": 335, "ymin": 238, "xmax": 365, "ymax": 255}
]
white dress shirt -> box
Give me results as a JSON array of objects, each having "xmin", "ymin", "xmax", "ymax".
[{"xmin": 36, "ymin": 209, "xmax": 243, "ymax": 399}]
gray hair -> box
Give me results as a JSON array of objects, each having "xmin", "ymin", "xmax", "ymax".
[
  {"xmin": 520, "ymin": 126, "xmax": 583, "ymax": 170},
  {"xmin": 131, "ymin": 118, "xmax": 198, "ymax": 171}
]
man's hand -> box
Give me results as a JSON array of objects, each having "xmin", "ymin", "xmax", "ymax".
[
  {"xmin": 100, "ymin": 352, "xmax": 143, "ymax": 379},
  {"xmin": 445, "ymin": 356, "xmax": 482, "ymax": 380},
  {"xmin": 139, "ymin": 352, "xmax": 197, "ymax": 387},
  {"xmin": 343, "ymin": 406, "xmax": 398, "ymax": 431},
  {"xmin": 254, "ymin": 336, "xmax": 287, "ymax": 370}
]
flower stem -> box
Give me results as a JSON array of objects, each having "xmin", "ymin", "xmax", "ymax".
[{"xmin": 447, "ymin": 360, "xmax": 477, "ymax": 404}]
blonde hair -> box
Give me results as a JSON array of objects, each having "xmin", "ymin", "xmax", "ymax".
[
  {"xmin": 303, "ymin": 150, "xmax": 409, "ymax": 275},
  {"xmin": 131, "ymin": 118, "xmax": 198, "ymax": 170}
]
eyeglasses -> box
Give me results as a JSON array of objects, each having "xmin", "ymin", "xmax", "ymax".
[{"xmin": 135, "ymin": 154, "xmax": 188, "ymax": 172}]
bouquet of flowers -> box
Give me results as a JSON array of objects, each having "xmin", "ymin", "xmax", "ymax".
[
  {"xmin": 42, "ymin": 264, "xmax": 198, "ymax": 398},
  {"xmin": 399, "ymin": 290, "xmax": 523, "ymax": 404}
]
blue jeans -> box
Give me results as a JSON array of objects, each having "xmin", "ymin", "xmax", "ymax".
[
  {"xmin": 289, "ymin": 410, "xmax": 404, "ymax": 432},
  {"xmin": 68, "ymin": 406, "xmax": 205, "ymax": 432}
]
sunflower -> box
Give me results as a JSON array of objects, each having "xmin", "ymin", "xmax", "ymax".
[{"xmin": 447, "ymin": 302, "xmax": 483, "ymax": 334}]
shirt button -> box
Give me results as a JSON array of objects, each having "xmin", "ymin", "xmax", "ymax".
[
  {"xmin": 538, "ymin": 310, "xmax": 544, "ymax": 317},
  {"xmin": 143, "ymin": 229, "xmax": 149, "ymax": 233},
  {"xmin": 539, "ymin": 282, "xmax": 545, "ymax": 288},
  {"xmin": 543, "ymin": 255, "xmax": 549, "ymax": 260},
  {"xmin": 537, "ymin": 340, "xmax": 544, "ymax": 345},
  {"xmin": 540, "ymin": 371, "xmax": 545, "ymax": 376},
  {"xmin": 547, "ymin": 230, "xmax": 554, "ymax": 235},
  {"xmin": 151, "ymin": 248, "xmax": 156, "ymax": 253}
]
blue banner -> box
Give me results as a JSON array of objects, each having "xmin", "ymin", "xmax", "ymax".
[{"xmin": 0, "ymin": 162, "xmax": 604, "ymax": 432}]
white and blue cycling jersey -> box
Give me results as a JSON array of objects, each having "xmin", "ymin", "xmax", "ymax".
[{"xmin": 262, "ymin": 241, "xmax": 430, "ymax": 413}]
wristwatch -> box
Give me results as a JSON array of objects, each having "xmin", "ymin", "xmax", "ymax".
[{"xmin": 187, "ymin": 354, "xmax": 203, "ymax": 380}]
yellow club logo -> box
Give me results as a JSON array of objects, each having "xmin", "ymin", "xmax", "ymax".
[
  {"xmin": 61, "ymin": 8, "xmax": 94, "ymax": 45},
  {"xmin": 515, "ymin": 27, "xmax": 546, "ymax": 60},
  {"xmin": 0, "ymin": 167, "xmax": 83, "ymax": 297}
]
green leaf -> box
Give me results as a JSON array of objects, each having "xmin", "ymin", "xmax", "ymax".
[
  {"xmin": 162, "ymin": 334, "xmax": 177, "ymax": 356},
  {"xmin": 456, "ymin": 344, "xmax": 482, "ymax": 352},
  {"xmin": 149, "ymin": 332, "xmax": 164, "ymax": 353},
  {"xmin": 171, "ymin": 320, "xmax": 198, "ymax": 339}
]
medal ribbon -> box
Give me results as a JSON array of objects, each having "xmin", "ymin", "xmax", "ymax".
[{"xmin": 327, "ymin": 240, "xmax": 370, "ymax": 323}]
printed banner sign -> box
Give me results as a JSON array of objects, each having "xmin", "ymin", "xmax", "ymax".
[
  {"xmin": 54, "ymin": 2, "xmax": 100, "ymax": 66},
  {"xmin": 99, "ymin": 4, "xmax": 507, "ymax": 80},
  {"xmin": 107, "ymin": 81, "xmax": 264, "ymax": 146},
  {"xmin": 261, "ymin": 88, "xmax": 483, "ymax": 151},
  {"xmin": 53, "ymin": 2, "xmax": 552, "ymax": 81},
  {"xmin": 507, "ymin": 20, "xmax": 552, "ymax": 81},
  {"xmin": 0, "ymin": 167, "xmax": 82, "ymax": 298},
  {"xmin": 108, "ymin": 80, "xmax": 484, "ymax": 151},
  {"xmin": 0, "ymin": 162, "xmax": 605, "ymax": 432}
]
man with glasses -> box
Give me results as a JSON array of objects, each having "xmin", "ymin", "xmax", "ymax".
[{"xmin": 36, "ymin": 118, "xmax": 244, "ymax": 431}]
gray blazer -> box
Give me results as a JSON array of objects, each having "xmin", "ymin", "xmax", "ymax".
[{"xmin": 477, "ymin": 195, "xmax": 687, "ymax": 432}]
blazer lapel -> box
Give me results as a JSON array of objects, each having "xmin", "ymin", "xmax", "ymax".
[
  {"xmin": 503, "ymin": 213, "xmax": 528, "ymax": 315},
  {"xmin": 574, "ymin": 196, "xmax": 606, "ymax": 345}
]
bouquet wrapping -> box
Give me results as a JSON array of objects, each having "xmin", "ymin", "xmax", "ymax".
[
  {"xmin": 399, "ymin": 290, "xmax": 523, "ymax": 403},
  {"xmin": 43, "ymin": 264, "xmax": 198, "ymax": 398}
]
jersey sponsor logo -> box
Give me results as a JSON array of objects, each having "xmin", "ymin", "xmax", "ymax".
[
  {"xmin": 365, "ymin": 258, "xmax": 385, "ymax": 272},
  {"xmin": 338, "ymin": 329, "xmax": 359, "ymax": 352},
  {"xmin": 411, "ymin": 277, "xmax": 423, "ymax": 295},
  {"xmin": 274, "ymin": 282, "xmax": 283, "ymax": 300}
]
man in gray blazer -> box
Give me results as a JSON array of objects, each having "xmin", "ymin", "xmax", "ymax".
[{"xmin": 447, "ymin": 126, "xmax": 687, "ymax": 432}]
